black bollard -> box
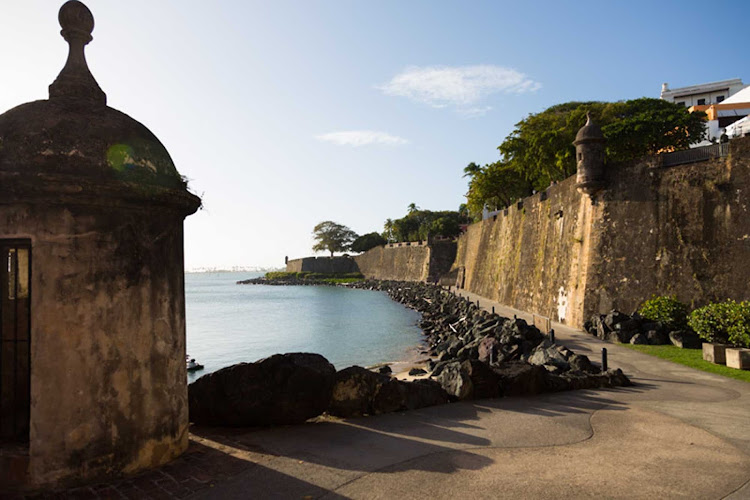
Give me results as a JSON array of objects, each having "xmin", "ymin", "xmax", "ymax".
[
  {"xmin": 477, "ymin": 300, "xmax": 480, "ymax": 307},
  {"xmin": 550, "ymin": 329, "xmax": 555, "ymax": 343},
  {"xmin": 492, "ymin": 306, "xmax": 495, "ymax": 314},
  {"xmin": 601, "ymin": 348, "xmax": 608, "ymax": 371}
]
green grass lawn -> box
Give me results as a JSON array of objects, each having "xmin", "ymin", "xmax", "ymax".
[{"xmin": 622, "ymin": 344, "xmax": 750, "ymax": 383}]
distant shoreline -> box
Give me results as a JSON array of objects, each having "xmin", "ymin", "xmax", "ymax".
[{"xmin": 186, "ymin": 268, "xmax": 282, "ymax": 274}]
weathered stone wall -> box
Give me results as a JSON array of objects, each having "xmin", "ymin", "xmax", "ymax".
[
  {"xmin": 286, "ymin": 242, "xmax": 457, "ymax": 283},
  {"xmin": 427, "ymin": 241, "xmax": 458, "ymax": 283},
  {"xmin": 354, "ymin": 244, "xmax": 429, "ymax": 281},
  {"xmin": 584, "ymin": 137, "xmax": 750, "ymax": 319},
  {"xmin": 452, "ymin": 176, "xmax": 597, "ymax": 327},
  {"xmin": 0, "ymin": 204, "xmax": 189, "ymax": 486},
  {"xmin": 453, "ymin": 137, "xmax": 750, "ymax": 329},
  {"xmin": 354, "ymin": 243, "xmax": 431, "ymax": 281},
  {"xmin": 286, "ymin": 256, "xmax": 359, "ymax": 274}
]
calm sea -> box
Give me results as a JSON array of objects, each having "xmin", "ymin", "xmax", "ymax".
[{"xmin": 185, "ymin": 272, "xmax": 424, "ymax": 381}]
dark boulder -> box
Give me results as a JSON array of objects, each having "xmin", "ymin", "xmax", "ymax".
[
  {"xmin": 583, "ymin": 319, "xmax": 594, "ymax": 334},
  {"xmin": 188, "ymin": 353, "xmax": 336, "ymax": 426},
  {"xmin": 544, "ymin": 373, "xmax": 572, "ymax": 392},
  {"xmin": 669, "ymin": 330, "xmax": 702, "ymax": 349},
  {"xmin": 330, "ymin": 367, "xmax": 450, "ymax": 417},
  {"xmin": 606, "ymin": 328, "xmax": 635, "ymax": 344},
  {"xmin": 641, "ymin": 322, "xmax": 666, "ymax": 335},
  {"xmin": 373, "ymin": 378, "xmax": 449, "ymax": 413},
  {"xmin": 561, "ymin": 368, "xmax": 631, "ymax": 390},
  {"xmin": 408, "ymin": 367, "xmax": 427, "ymax": 376},
  {"xmin": 528, "ymin": 343, "xmax": 570, "ymax": 370},
  {"xmin": 630, "ymin": 333, "xmax": 648, "ymax": 345},
  {"xmin": 494, "ymin": 362, "xmax": 546, "ymax": 397},
  {"xmin": 646, "ymin": 330, "xmax": 669, "ymax": 345},
  {"xmin": 461, "ymin": 359, "xmax": 500, "ymax": 399},
  {"xmin": 456, "ymin": 339, "xmax": 481, "ymax": 361},
  {"xmin": 604, "ymin": 310, "xmax": 629, "ymax": 330},
  {"xmin": 378, "ymin": 365, "xmax": 392, "ymax": 374},
  {"xmin": 434, "ymin": 360, "xmax": 473, "ymax": 400},
  {"xmin": 329, "ymin": 366, "xmax": 390, "ymax": 417},
  {"xmin": 569, "ymin": 353, "xmax": 599, "ymax": 374}
]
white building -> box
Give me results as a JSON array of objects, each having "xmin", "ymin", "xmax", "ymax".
[
  {"xmin": 660, "ymin": 78, "xmax": 746, "ymax": 107},
  {"xmin": 661, "ymin": 79, "xmax": 750, "ymax": 144}
]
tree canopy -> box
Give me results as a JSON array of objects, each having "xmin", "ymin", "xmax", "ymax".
[
  {"xmin": 312, "ymin": 221, "xmax": 358, "ymax": 256},
  {"xmin": 350, "ymin": 232, "xmax": 387, "ymax": 253},
  {"xmin": 463, "ymin": 98, "xmax": 707, "ymax": 219},
  {"xmin": 383, "ymin": 205, "xmax": 470, "ymax": 242}
]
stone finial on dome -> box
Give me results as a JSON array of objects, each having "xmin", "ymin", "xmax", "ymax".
[
  {"xmin": 48, "ymin": 1, "xmax": 106, "ymax": 106},
  {"xmin": 574, "ymin": 112, "xmax": 604, "ymax": 143}
]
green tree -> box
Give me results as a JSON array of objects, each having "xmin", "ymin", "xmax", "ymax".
[
  {"xmin": 387, "ymin": 208, "xmax": 469, "ymax": 242},
  {"xmin": 382, "ymin": 218, "xmax": 395, "ymax": 243},
  {"xmin": 600, "ymin": 98, "xmax": 707, "ymax": 161},
  {"xmin": 350, "ymin": 232, "xmax": 388, "ymax": 253},
  {"xmin": 465, "ymin": 98, "xmax": 707, "ymax": 209},
  {"xmin": 464, "ymin": 161, "xmax": 533, "ymax": 219},
  {"xmin": 312, "ymin": 221, "xmax": 358, "ymax": 256},
  {"xmin": 463, "ymin": 162, "xmax": 482, "ymax": 178}
]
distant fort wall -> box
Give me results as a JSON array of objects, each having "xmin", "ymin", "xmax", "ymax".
[
  {"xmin": 286, "ymin": 256, "xmax": 359, "ymax": 274},
  {"xmin": 354, "ymin": 242, "xmax": 429, "ymax": 281},
  {"xmin": 451, "ymin": 136, "xmax": 750, "ymax": 329},
  {"xmin": 286, "ymin": 239, "xmax": 457, "ymax": 282}
]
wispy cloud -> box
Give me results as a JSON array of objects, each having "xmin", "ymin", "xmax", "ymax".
[
  {"xmin": 315, "ymin": 130, "xmax": 409, "ymax": 147},
  {"xmin": 378, "ymin": 65, "xmax": 541, "ymax": 116}
]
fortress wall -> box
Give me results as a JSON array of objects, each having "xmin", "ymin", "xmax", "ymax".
[
  {"xmin": 454, "ymin": 136, "xmax": 750, "ymax": 328},
  {"xmin": 354, "ymin": 244, "xmax": 431, "ymax": 282},
  {"xmin": 585, "ymin": 137, "xmax": 750, "ymax": 319},
  {"xmin": 285, "ymin": 256, "xmax": 359, "ymax": 274},
  {"xmin": 452, "ymin": 174, "xmax": 595, "ymax": 327}
]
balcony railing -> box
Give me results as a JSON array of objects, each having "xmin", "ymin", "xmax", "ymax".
[{"xmin": 660, "ymin": 143, "xmax": 729, "ymax": 167}]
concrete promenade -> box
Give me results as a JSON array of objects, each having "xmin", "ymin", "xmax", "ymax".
[
  {"xmin": 23, "ymin": 290, "xmax": 750, "ymax": 499},
  {"xmin": 185, "ymin": 289, "xmax": 750, "ymax": 499}
]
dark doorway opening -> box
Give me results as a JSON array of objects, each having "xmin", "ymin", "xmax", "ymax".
[{"xmin": 0, "ymin": 241, "xmax": 30, "ymax": 443}]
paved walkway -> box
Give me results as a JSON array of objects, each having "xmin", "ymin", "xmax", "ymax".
[{"xmin": 21, "ymin": 290, "xmax": 750, "ymax": 499}]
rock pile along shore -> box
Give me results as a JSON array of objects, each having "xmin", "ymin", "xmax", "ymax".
[
  {"xmin": 585, "ymin": 310, "xmax": 702, "ymax": 348},
  {"xmin": 349, "ymin": 281, "xmax": 631, "ymax": 399},
  {"xmin": 189, "ymin": 280, "xmax": 631, "ymax": 427}
]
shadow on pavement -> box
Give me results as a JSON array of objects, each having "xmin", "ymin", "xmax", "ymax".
[{"xmin": 191, "ymin": 403, "xmax": 496, "ymax": 476}]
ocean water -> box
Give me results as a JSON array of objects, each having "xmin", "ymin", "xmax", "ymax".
[{"xmin": 185, "ymin": 272, "xmax": 424, "ymax": 381}]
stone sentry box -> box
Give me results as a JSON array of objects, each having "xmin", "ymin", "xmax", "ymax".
[{"xmin": 0, "ymin": 1, "xmax": 200, "ymax": 489}]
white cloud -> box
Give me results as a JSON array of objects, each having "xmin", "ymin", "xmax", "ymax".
[
  {"xmin": 378, "ymin": 65, "xmax": 541, "ymax": 115},
  {"xmin": 315, "ymin": 130, "xmax": 409, "ymax": 147}
]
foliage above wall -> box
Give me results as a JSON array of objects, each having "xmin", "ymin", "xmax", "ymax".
[
  {"xmin": 351, "ymin": 232, "xmax": 388, "ymax": 253},
  {"xmin": 464, "ymin": 98, "xmax": 707, "ymax": 219},
  {"xmin": 383, "ymin": 204, "xmax": 470, "ymax": 243}
]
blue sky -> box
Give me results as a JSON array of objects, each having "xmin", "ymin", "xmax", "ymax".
[{"xmin": 1, "ymin": 1, "xmax": 748, "ymax": 269}]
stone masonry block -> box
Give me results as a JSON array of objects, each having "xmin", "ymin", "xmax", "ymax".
[
  {"xmin": 702, "ymin": 343, "xmax": 731, "ymax": 365},
  {"xmin": 725, "ymin": 348, "xmax": 750, "ymax": 370}
]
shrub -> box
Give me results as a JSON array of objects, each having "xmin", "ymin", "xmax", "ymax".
[
  {"xmin": 637, "ymin": 295, "xmax": 688, "ymax": 330},
  {"xmin": 264, "ymin": 271, "xmax": 363, "ymax": 282},
  {"xmin": 264, "ymin": 271, "xmax": 310, "ymax": 280},
  {"xmin": 688, "ymin": 300, "xmax": 750, "ymax": 348}
]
